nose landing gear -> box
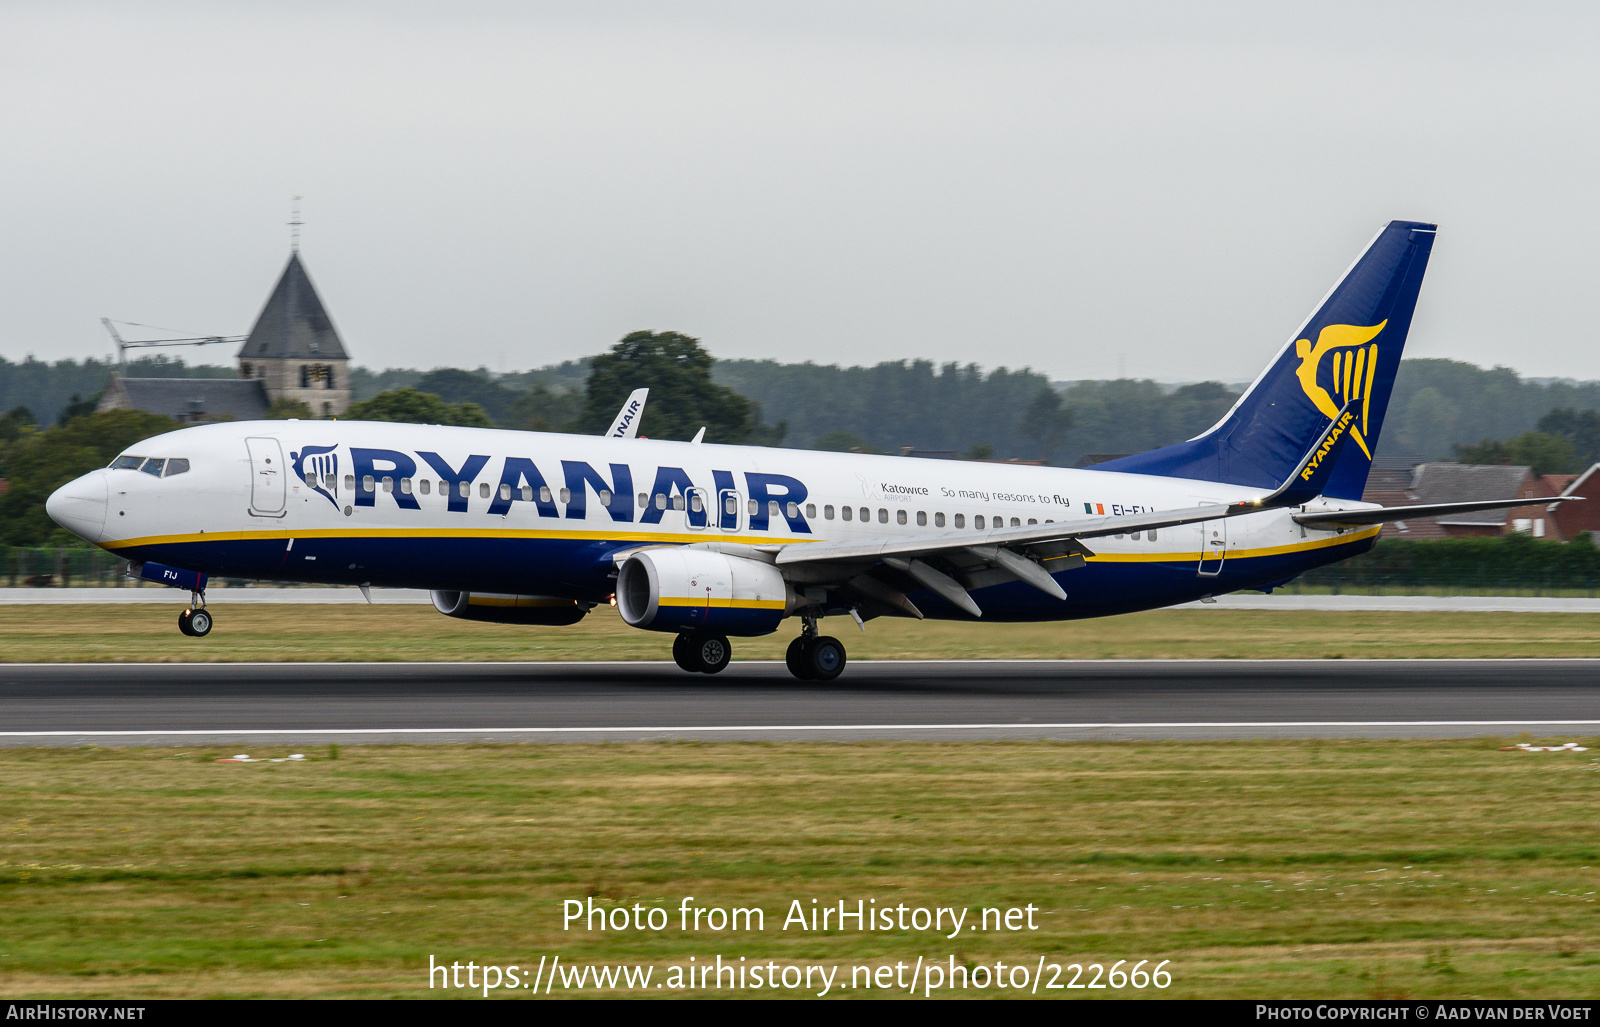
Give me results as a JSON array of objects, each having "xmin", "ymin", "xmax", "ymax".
[
  {"xmin": 177, "ymin": 591, "xmax": 213, "ymax": 637},
  {"xmin": 785, "ymin": 616, "xmax": 846, "ymax": 681}
]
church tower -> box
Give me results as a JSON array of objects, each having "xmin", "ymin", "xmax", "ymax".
[{"xmin": 236, "ymin": 251, "xmax": 352, "ymax": 417}]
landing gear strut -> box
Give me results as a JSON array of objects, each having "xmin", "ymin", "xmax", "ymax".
[
  {"xmin": 673, "ymin": 631, "xmax": 731, "ymax": 674},
  {"xmin": 177, "ymin": 590, "xmax": 212, "ymax": 637},
  {"xmin": 785, "ymin": 614, "xmax": 846, "ymax": 681}
]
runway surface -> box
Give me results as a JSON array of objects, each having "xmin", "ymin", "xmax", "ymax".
[{"xmin": 2, "ymin": 659, "xmax": 1598, "ymax": 745}]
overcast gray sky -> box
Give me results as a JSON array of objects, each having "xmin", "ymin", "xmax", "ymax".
[{"xmin": 4, "ymin": 1, "xmax": 1598, "ymax": 381}]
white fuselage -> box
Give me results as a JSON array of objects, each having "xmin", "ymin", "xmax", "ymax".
[{"xmin": 50, "ymin": 419, "xmax": 1378, "ymax": 621}]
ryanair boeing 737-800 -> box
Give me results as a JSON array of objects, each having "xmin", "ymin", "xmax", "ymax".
[{"xmin": 46, "ymin": 221, "xmax": 1559, "ymax": 679}]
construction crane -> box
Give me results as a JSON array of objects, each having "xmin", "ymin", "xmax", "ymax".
[{"xmin": 101, "ymin": 318, "xmax": 246, "ymax": 366}]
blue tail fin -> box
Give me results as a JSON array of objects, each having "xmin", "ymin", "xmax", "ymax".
[{"xmin": 1090, "ymin": 220, "xmax": 1436, "ymax": 500}]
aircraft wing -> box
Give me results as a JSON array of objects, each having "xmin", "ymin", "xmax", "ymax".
[
  {"xmin": 772, "ymin": 502, "xmax": 1239, "ymax": 566},
  {"xmin": 754, "ymin": 404, "xmax": 1365, "ymax": 618},
  {"xmin": 1293, "ymin": 496, "xmax": 1582, "ymax": 527},
  {"xmin": 604, "ymin": 388, "xmax": 649, "ymax": 439}
]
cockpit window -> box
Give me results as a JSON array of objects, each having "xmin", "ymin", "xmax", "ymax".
[
  {"xmin": 111, "ymin": 455, "xmax": 144, "ymax": 470},
  {"xmin": 140, "ymin": 458, "xmax": 166, "ymax": 477},
  {"xmin": 165, "ymin": 458, "xmax": 190, "ymax": 477}
]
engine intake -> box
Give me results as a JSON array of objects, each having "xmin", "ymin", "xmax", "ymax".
[
  {"xmin": 616, "ymin": 548, "xmax": 795, "ymax": 636},
  {"xmin": 431, "ymin": 590, "xmax": 589, "ymax": 626}
]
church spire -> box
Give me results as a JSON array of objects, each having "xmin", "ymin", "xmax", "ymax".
[{"xmin": 237, "ymin": 250, "xmax": 348, "ymax": 361}]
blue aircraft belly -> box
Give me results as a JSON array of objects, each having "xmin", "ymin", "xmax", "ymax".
[{"xmin": 116, "ymin": 531, "xmax": 1373, "ymax": 621}]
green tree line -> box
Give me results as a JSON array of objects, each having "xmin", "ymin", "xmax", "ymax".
[
  {"xmin": 1299, "ymin": 533, "xmax": 1600, "ymax": 592},
  {"xmin": 14, "ymin": 350, "xmax": 1600, "ymax": 465}
]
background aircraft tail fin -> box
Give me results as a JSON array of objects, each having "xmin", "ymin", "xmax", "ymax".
[{"xmin": 1089, "ymin": 220, "xmax": 1436, "ymax": 499}]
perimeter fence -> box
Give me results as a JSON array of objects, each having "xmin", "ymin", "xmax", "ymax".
[{"xmin": 0, "ymin": 546, "xmax": 132, "ymax": 587}]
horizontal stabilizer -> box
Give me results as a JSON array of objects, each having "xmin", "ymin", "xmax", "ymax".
[{"xmin": 1293, "ymin": 496, "xmax": 1583, "ymax": 527}]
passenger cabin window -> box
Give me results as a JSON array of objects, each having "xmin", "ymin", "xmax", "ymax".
[
  {"xmin": 638, "ymin": 492, "xmax": 649, "ymax": 508},
  {"xmin": 362, "ymin": 475, "xmax": 375, "ymax": 491},
  {"xmin": 460, "ymin": 481, "xmax": 471, "ymax": 499},
  {"xmin": 841, "ymin": 506, "xmax": 852, "ymax": 521},
  {"xmin": 520, "ymin": 486, "xmax": 533, "ymax": 501},
  {"xmin": 323, "ymin": 473, "xmax": 336, "ymax": 490},
  {"xmin": 111, "ymin": 455, "xmax": 144, "ymax": 470},
  {"xmin": 655, "ymin": 494, "xmax": 667, "ymax": 510},
  {"xmin": 1011, "ymin": 517, "xmax": 1021, "ymax": 527},
  {"xmin": 725, "ymin": 496, "xmax": 738, "ymax": 516},
  {"xmin": 673, "ymin": 494, "xmax": 685, "ymax": 511},
  {"xmin": 806, "ymin": 503, "xmax": 816, "ymax": 518},
  {"xmin": 559, "ymin": 487, "xmax": 571, "ymax": 504},
  {"xmin": 859, "ymin": 507, "xmax": 869, "ymax": 522},
  {"xmin": 541, "ymin": 486, "xmax": 553, "ymax": 503},
  {"xmin": 689, "ymin": 494, "xmax": 702, "ymax": 513},
  {"xmin": 165, "ymin": 458, "xmax": 190, "ymax": 477},
  {"xmin": 500, "ymin": 483, "xmax": 512, "ymax": 500},
  {"xmin": 916, "ymin": 511, "xmax": 926, "ymax": 526},
  {"xmin": 896, "ymin": 509, "xmax": 907, "ymax": 525},
  {"xmin": 419, "ymin": 479, "xmax": 431, "ymax": 495},
  {"xmin": 1148, "ymin": 528, "xmax": 1158, "ymax": 541},
  {"xmin": 954, "ymin": 513, "xmax": 965, "ymax": 528},
  {"xmin": 974, "ymin": 515, "xmax": 985, "ymax": 529},
  {"xmin": 787, "ymin": 501, "xmax": 799, "ymax": 519},
  {"xmin": 480, "ymin": 482, "xmax": 492, "ymax": 499},
  {"xmin": 935, "ymin": 512, "xmax": 945, "ymax": 527},
  {"xmin": 140, "ymin": 458, "xmax": 165, "ymax": 477},
  {"xmin": 345, "ymin": 475, "xmax": 355, "ymax": 491},
  {"xmin": 1027, "ymin": 518, "xmax": 1037, "ymax": 525},
  {"xmin": 1131, "ymin": 530, "xmax": 1141, "ymax": 540},
  {"xmin": 824, "ymin": 505, "xmax": 835, "ymax": 520},
  {"xmin": 382, "ymin": 476, "xmax": 394, "ymax": 493},
  {"xmin": 597, "ymin": 489, "xmax": 611, "ymax": 505}
]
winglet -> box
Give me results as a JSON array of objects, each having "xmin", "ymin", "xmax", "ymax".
[
  {"xmin": 605, "ymin": 388, "xmax": 649, "ymax": 439},
  {"xmin": 1229, "ymin": 399, "xmax": 1359, "ymax": 513}
]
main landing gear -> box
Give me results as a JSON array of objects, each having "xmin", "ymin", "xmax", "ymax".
[
  {"xmin": 673, "ymin": 631, "xmax": 731, "ymax": 674},
  {"xmin": 177, "ymin": 591, "xmax": 213, "ymax": 637},
  {"xmin": 668, "ymin": 617, "xmax": 849, "ymax": 680},
  {"xmin": 785, "ymin": 616, "xmax": 846, "ymax": 681}
]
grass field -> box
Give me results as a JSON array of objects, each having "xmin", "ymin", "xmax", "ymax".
[
  {"xmin": 2, "ymin": 604, "xmax": 1600, "ymax": 662},
  {"xmin": 1, "ymin": 740, "xmax": 1597, "ymax": 998}
]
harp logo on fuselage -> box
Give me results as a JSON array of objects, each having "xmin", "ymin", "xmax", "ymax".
[{"xmin": 1293, "ymin": 320, "xmax": 1386, "ymax": 461}]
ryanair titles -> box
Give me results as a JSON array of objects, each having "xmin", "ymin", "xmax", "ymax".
[{"xmin": 288, "ymin": 444, "xmax": 813, "ymax": 534}]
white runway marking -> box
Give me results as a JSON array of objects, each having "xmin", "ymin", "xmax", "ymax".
[
  {"xmin": 5, "ymin": 657, "xmax": 1600, "ymax": 668},
  {"xmin": 5, "ymin": 720, "xmax": 1600, "ymax": 739}
]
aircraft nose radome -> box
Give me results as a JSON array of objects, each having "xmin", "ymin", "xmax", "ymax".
[{"xmin": 46, "ymin": 470, "xmax": 108, "ymax": 543}]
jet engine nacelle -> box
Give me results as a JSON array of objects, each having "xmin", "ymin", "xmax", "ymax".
[
  {"xmin": 431, "ymin": 590, "xmax": 589, "ymax": 626},
  {"xmin": 616, "ymin": 547, "xmax": 795, "ymax": 636}
]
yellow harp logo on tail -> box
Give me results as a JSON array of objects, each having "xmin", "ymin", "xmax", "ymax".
[{"xmin": 1293, "ymin": 320, "xmax": 1386, "ymax": 460}]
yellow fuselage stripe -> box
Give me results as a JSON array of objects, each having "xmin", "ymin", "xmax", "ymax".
[{"xmin": 101, "ymin": 523, "xmax": 1379, "ymax": 564}]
